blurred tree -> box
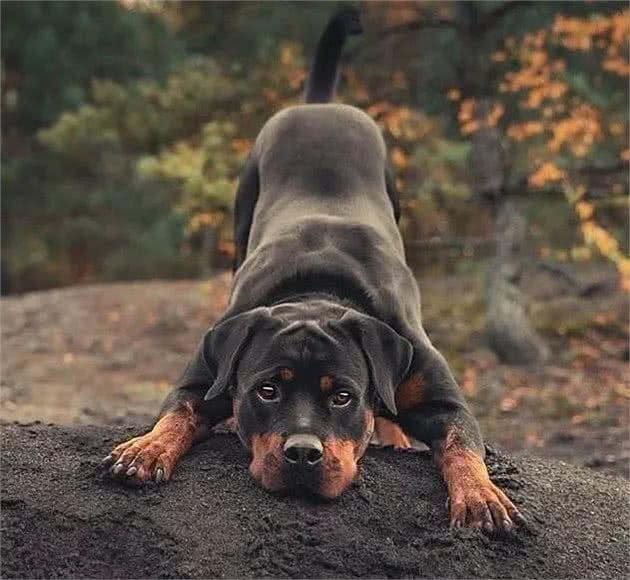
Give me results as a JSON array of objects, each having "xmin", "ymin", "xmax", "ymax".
[
  {"xmin": 1, "ymin": 1, "xmax": 180, "ymax": 132},
  {"xmin": 1, "ymin": 1, "xmax": 183, "ymax": 292},
  {"xmin": 454, "ymin": 4, "xmax": 628, "ymax": 363},
  {"xmin": 497, "ymin": 10, "xmax": 629, "ymax": 286},
  {"xmin": 37, "ymin": 58, "xmax": 243, "ymax": 283},
  {"xmin": 354, "ymin": 1, "xmax": 628, "ymax": 365},
  {"xmin": 37, "ymin": 37, "xmax": 307, "ymax": 266},
  {"xmin": 3, "ymin": 1, "xmax": 344, "ymax": 292}
]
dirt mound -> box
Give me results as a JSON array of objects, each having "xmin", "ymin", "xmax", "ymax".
[{"xmin": 1, "ymin": 423, "xmax": 628, "ymax": 579}]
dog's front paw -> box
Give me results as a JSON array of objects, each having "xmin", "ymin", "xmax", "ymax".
[
  {"xmin": 447, "ymin": 478, "xmax": 524, "ymax": 533},
  {"xmin": 102, "ymin": 431, "xmax": 174, "ymax": 485},
  {"xmin": 443, "ymin": 449, "xmax": 525, "ymax": 533},
  {"xmin": 102, "ymin": 409, "xmax": 199, "ymax": 485}
]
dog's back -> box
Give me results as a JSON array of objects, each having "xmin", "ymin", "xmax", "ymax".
[
  {"xmin": 247, "ymin": 103, "xmax": 400, "ymax": 248},
  {"xmin": 240, "ymin": 8, "xmax": 402, "ymax": 261}
]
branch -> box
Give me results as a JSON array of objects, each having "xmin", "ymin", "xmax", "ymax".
[
  {"xmin": 348, "ymin": 1, "xmax": 532, "ymax": 60},
  {"xmin": 504, "ymin": 160, "xmax": 629, "ymax": 198},
  {"xmin": 378, "ymin": 17, "xmax": 463, "ymax": 38},
  {"xmin": 537, "ymin": 261, "xmax": 617, "ymax": 298},
  {"xmin": 347, "ymin": 15, "xmax": 461, "ymax": 59},
  {"xmin": 573, "ymin": 162, "xmax": 629, "ymax": 177},
  {"xmin": 479, "ymin": 1, "xmax": 531, "ymax": 31}
]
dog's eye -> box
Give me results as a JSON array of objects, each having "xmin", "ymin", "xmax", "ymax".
[
  {"xmin": 331, "ymin": 390, "xmax": 352, "ymax": 407},
  {"xmin": 257, "ymin": 383, "xmax": 279, "ymax": 402}
]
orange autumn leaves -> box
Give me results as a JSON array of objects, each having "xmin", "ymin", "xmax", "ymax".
[
  {"xmin": 519, "ymin": 12, "xmax": 628, "ymax": 288},
  {"xmin": 554, "ymin": 11, "xmax": 630, "ymax": 76},
  {"xmin": 451, "ymin": 9, "xmax": 628, "ymax": 157},
  {"xmin": 457, "ymin": 99, "xmax": 504, "ymax": 136},
  {"xmin": 573, "ymin": 195, "xmax": 630, "ymax": 291},
  {"xmin": 528, "ymin": 162, "xmax": 566, "ymax": 188},
  {"xmin": 546, "ymin": 104, "xmax": 602, "ymax": 158},
  {"xmin": 497, "ymin": 10, "xmax": 628, "ymax": 168},
  {"xmin": 499, "ymin": 32, "xmax": 569, "ymax": 110},
  {"xmin": 507, "ymin": 121, "xmax": 544, "ymax": 142},
  {"xmin": 449, "ymin": 9, "xmax": 629, "ymax": 289},
  {"xmin": 366, "ymin": 97, "xmax": 434, "ymax": 179}
]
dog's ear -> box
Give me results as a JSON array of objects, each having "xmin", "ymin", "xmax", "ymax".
[
  {"xmin": 176, "ymin": 308, "xmax": 273, "ymax": 401},
  {"xmin": 203, "ymin": 307, "xmax": 276, "ymax": 400},
  {"xmin": 334, "ymin": 311, "xmax": 413, "ymax": 415}
]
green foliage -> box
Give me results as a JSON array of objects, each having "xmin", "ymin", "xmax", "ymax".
[
  {"xmin": 39, "ymin": 58, "xmax": 239, "ymax": 157},
  {"xmin": 35, "ymin": 57, "xmax": 245, "ymax": 286},
  {"xmin": 410, "ymin": 138, "xmax": 472, "ymax": 202},
  {"xmin": 2, "ymin": 0, "xmax": 186, "ymax": 292},
  {"xmin": 137, "ymin": 121, "xmax": 244, "ymax": 215},
  {"xmin": 1, "ymin": 1, "xmax": 180, "ymax": 131},
  {"xmin": 103, "ymin": 212, "xmax": 193, "ymax": 281},
  {"xmin": 2, "ymin": 1, "xmax": 627, "ymax": 293}
]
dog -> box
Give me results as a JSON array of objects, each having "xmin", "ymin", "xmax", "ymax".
[{"xmin": 104, "ymin": 7, "xmax": 523, "ymax": 532}]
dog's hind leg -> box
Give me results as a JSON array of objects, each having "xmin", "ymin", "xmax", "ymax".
[
  {"xmin": 233, "ymin": 154, "xmax": 260, "ymax": 271},
  {"xmin": 385, "ymin": 166, "xmax": 401, "ymax": 223},
  {"xmin": 373, "ymin": 417, "xmax": 411, "ymax": 449}
]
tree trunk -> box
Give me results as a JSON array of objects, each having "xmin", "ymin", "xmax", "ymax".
[
  {"xmin": 485, "ymin": 197, "xmax": 549, "ymax": 365},
  {"xmin": 199, "ymin": 225, "xmax": 216, "ymax": 279},
  {"xmin": 470, "ymin": 100, "xmax": 549, "ymax": 366}
]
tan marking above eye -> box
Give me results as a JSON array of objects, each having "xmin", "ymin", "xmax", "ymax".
[
  {"xmin": 320, "ymin": 375, "xmax": 334, "ymax": 392},
  {"xmin": 279, "ymin": 368, "xmax": 295, "ymax": 381}
]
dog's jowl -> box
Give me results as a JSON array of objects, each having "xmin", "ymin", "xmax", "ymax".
[{"xmin": 105, "ymin": 7, "xmax": 524, "ymax": 532}]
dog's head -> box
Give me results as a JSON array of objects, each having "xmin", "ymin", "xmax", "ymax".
[{"xmin": 197, "ymin": 300, "xmax": 412, "ymax": 498}]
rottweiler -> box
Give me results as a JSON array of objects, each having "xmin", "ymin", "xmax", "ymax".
[{"xmin": 105, "ymin": 7, "xmax": 523, "ymax": 532}]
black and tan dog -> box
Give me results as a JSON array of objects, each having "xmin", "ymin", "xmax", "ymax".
[{"xmin": 105, "ymin": 8, "xmax": 523, "ymax": 532}]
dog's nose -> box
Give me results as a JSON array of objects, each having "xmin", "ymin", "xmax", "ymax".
[{"xmin": 283, "ymin": 433, "xmax": 323, "ymax": 467}]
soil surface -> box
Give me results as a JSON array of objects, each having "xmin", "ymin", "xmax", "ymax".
[{"xmin": 2, "ymin": 423, "xmax": 629, "ymax": 579}]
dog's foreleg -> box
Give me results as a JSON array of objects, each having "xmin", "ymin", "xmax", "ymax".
[
  {"xmin": 104, "ymin": 385, "xmax": 231, "ymax": 485},
  {"xmin": 397, "ymin": 345, "xmax": 525, "ymax": 532}
]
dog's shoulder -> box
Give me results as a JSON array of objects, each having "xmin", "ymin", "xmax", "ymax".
[{"xmin": 229, "ymin": 215, "xmax": 422, "ymax": 336}]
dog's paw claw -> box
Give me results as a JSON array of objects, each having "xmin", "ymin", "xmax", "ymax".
[
  {"xmin": 513, "ymin": 511, "xmax": 526, "ymax": 525},
  {"xmin": 104, "ymin": 415, "xmax": 194, "ymax": 486}
]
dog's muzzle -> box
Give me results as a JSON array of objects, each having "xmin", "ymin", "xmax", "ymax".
[{"xmin": 283, "ymin": 433, "xmax": 324, "ymax": 468}]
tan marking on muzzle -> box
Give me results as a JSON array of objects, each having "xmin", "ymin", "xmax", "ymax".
[{"xmin": 249, "ymin": 432, "xmax": 285, "ymax": 492}]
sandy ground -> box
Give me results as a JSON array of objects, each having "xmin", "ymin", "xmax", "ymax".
[{"xmin": 1, "ymin": 423, "xmax": 629, "ymax": 579}]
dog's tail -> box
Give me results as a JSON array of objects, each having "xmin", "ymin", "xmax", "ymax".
[{"xmin": 304, "ymin": 6, "xmax": 362, "ymax": 104}]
